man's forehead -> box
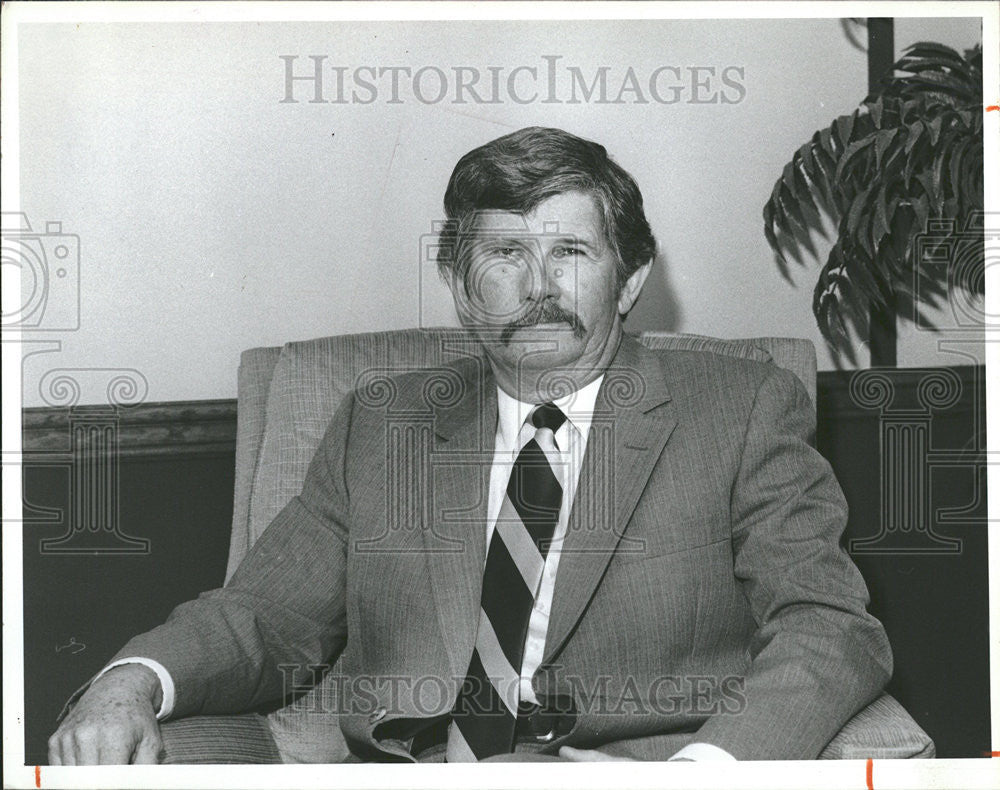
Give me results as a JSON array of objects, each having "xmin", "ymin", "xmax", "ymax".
[{"xmin": 468, "ymin": 191, "xmax": 604, "ymax": 239}]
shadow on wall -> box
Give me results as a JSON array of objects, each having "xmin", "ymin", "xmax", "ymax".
[{"xmin": 625, "ymin": 253, "xmax": 682, "ymax": 333}]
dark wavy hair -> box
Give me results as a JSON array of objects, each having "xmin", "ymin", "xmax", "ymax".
[{"xmin": 438, "ymin": 127, "xmax": 656, "ymax": 290}]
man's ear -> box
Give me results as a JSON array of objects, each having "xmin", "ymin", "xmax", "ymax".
[{"xmin": 617, "ymin": 261, "xmax": 653, "ymax": 315}]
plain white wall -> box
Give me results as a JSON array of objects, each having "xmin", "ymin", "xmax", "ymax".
[{"xmin": 15, "ymin": 17, "xmax": 982, "ymax": 406}]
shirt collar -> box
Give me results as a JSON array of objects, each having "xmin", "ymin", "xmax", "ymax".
[{"xmin": 496, "ymin": 374, "xmax": 605, "ymax": 451}]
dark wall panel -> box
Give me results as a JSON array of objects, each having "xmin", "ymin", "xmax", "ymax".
[
  {"xmin": 817, "ymin": 367, "xmax": 989, "ymax": 760},
  {"xmin": 21, "ymin": 403, "xmax": 237, "ymax": 765}
]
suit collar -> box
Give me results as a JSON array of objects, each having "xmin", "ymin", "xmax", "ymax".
[
  {"xmin": 432, "ymin": 355, "xmax": 496, "ymax": 444},
  {"xmin": 604, "ymin": 333, "xmax": 673, "ymax": 413}
]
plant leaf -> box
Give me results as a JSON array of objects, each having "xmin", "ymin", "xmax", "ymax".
[
  {"xmin": 948, "ymin": 137, "xmax": 967, "ymax": 201},
  {"xmin": 792, "ymin": 160, "xmax": 821, "ymax": 219},
  {"xmin": 904, "ymin": 132, "xmax": 929, "ymax": 188},
  {"xmin": 902, "ymin": 41, "xmax": 964, "ymax": 59},
  {"xmin": 897, "ymin": 57, "xmax": 975, "ymax": 84},
  {"xmin": 835, "ymin": 113, "xmax": 856, "ymax": 146},
  {"xmin": 932, "ymin": 144, "xmax": 951, "ymax": 206},
  {"xmin": 837, "ymin": 233, "xmax": 882, "ymax": 308},
  {"xmin": 912, "ymin": 194, "xmax": 930, "ymax": 236},
  {"xmin": 796, "ymin": 141, "xmax": 816, "ymax": 173},
  {"xmin": 873, "ymin": 186, "xmax": 893, "ymax": 247},
  {"xmin": 869, "ymin": 96, "xmax": 884, "ymax": 128},
  {"xmin": 763, "ymin": 201, "xmax": 782, "ymax": 255},
  {"xmin": 846, "ymin": 183, "xmax": 875, "ymax": 239},
  {"xmin": 927, "ymin": 116, "xmax": 945, "ymax": 146},
  {"xmin": 778, "ymin": 182, "xmax": 810, "ymax": 235},
  {"xmin": 833, "ymin": 137, "xmax": 875, "ymax": 183},
  {"xmin": 915, "ymin": 170, "xmax": 942, "ymax": 213},
  {"xmin": 819, "ymin": 126, "xmax": 837, "ymax": 158},
  {"xmin": 781, "ymin": 161, "xmax": 799, "ymax": 200},
  {"xmin": 900, "ymin": 69, "xmax": 977, "ymax": 98},
  {"xmin": 874, "ymin": 128, "xmax": 899, "ymax": 169},
  {"xmin": 904, "ymin": 121, "xmax": 924, "ymax": 154}
]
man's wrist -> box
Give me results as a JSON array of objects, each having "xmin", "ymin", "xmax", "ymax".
[
  {"xmin": 95, "ymin": 658, "xmax": 174, "ymax": 718},
  {"xmin": 102, "ymin": 664, "xmax": 163, "ymax": 708}
]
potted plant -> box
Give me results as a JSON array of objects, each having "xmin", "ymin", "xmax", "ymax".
[{"xmin": 763, "ymin": 42, "xmax": 984, "ymax": 359}]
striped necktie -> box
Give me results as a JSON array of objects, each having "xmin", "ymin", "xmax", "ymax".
[{"xmin": 446, "ymin": 402, "xmax": 567, "ymax": 762}]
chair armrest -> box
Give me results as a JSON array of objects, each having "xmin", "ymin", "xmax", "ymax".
[
  {"xmin": 820, "ymin": 693, "xmax": 935, "ymax": 759},
  {"xmin": 160, "ymin": 713, "xmax": 281, "ymax": 764}
]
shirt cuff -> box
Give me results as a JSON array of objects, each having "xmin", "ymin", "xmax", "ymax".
[
  {"xmin": 97, "ymin": 658, "xmax": 175, "ymax": 720},
  {"xmin": 669, "ymin": 743, "xmax": 736, "ymax": 761}
]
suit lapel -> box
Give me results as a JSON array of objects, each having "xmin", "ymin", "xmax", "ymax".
[
  {"xmin": 543, "ymin": 336, "xmax": 677, "ymax": 663},
  {"xmin": 422, "ymin": 358, "xmax": 495, "ymax": 679}
]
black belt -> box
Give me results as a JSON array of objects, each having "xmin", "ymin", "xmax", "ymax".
[{"xmin": 409, "ymin": 702, "xmax": 571, "ymax": 757}]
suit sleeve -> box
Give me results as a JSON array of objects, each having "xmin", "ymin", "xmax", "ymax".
[
  {"xmin": 80, "ymin": 394, "xmax": 357, "ymax": 720},
  {"xmin": 692, "ymin": 366, "xmax": 893, "ymax": 759}
]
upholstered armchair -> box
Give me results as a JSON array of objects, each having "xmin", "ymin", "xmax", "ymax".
[{"xmin": 159, "ymin": 328, "xmax": 934, "ymax": 762}]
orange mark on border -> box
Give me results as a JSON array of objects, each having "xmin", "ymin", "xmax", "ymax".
[
  {"xmin": 865, "ymin": 758, "xmax": 873, "ymax": 790},
  {"xmin": 986, "ymin": 750, "xmax": 1000, "ymax": 756},
  {"xmin": 34, "ymin": 765, "xmax": 41, "ymax": 788},
  {"xmin": 987, "ymin": 105, "xmax": 1000, "ymax": 112}
]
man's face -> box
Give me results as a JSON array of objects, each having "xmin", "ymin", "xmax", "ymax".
[{"xmin": 448, "ymin": 190, "xmax": 649, "ymax": 391}]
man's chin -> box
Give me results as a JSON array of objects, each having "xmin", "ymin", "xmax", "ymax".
[{"xmin": 491, "ymin": 333, "xmax": 586, "ymax": 368}]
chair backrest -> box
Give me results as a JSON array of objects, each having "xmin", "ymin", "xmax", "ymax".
[{"xmin": 226, "ymin": 328, "xmax": 815, "ymax": 581}]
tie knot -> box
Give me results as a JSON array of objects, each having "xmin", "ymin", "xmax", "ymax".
[{"xmin": 531, "ymin": 402, "xmax": 566, "ymax": 433}]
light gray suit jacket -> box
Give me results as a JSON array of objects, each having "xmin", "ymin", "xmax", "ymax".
[{"xmin": 106, "ymin": 335, "xmax": 892, "ymax": 760}]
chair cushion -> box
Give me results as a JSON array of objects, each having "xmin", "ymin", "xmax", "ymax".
[
  {"xmin": 227, "ymin": 346, "xmax": 283, "ymax": 582},
  {"xmin": 819, "ymin": 693, "xmax": 935, "ymax": 759},
  {"xmin": 160, "ymin": 713, "xmax": 281, "ymax": 764}
]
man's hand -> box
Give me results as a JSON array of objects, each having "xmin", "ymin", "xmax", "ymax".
[{"xmin": 48, "ymin": 664, "xmax": 164, "ymax": 765}]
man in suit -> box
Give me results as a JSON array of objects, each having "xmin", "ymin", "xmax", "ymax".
[{"xmin": 49, "ymin": 126, "xmax": 891, "ymax": 764}]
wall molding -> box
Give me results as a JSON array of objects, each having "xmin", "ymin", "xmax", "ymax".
[
  {"xmin": 22, "ymin": 399, "xmax": 238, "ymax": 460},
  {"xmin": 21, "ymin": 365, "xmax": 983, "ymax": 460}
]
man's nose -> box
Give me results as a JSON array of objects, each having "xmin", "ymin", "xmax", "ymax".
[{"xmin": 521, "ymin": 251, "xmax": 563, "ymax": 301}]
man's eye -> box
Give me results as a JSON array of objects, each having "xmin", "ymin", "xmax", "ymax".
[{"xmin": 552, "ymin": 246, "xmax": 583, "ymax": 259}]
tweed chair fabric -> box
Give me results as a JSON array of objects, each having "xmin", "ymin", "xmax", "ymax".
[
  {"xmin": 818, "ymin": 693, "xmax": 935, "ymax": 759},
  {"xmin": 226, "ymin": 346, "xmax": 283, "ymax": 582},
  {"xmin": 160, "ymin": 713, "xmax": 281, "ymax": 764}
]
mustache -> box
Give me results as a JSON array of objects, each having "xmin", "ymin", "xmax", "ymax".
[{"xmin": 500, "ymin": 302, "xmax": 586, "ymax": 345}]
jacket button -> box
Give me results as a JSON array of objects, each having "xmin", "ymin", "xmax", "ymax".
[{"xmin": 369, "ymin": 707, "xmax": 387, "ymax": 724}]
